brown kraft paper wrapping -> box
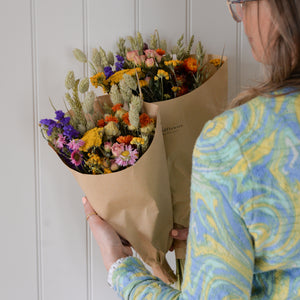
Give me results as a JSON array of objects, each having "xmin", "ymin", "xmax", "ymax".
[
  {"xmin": 154, "ymin": 55, "xmax": 228, "ymax": 258},
  {"xmin": 67, "ymin": 101, "xmax": 176, "ymax": 283}
]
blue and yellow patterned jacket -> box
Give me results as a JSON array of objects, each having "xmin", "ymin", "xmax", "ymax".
[{"xmin": 112, "ymin": 90, "xmax": 300, "ymax": 299}]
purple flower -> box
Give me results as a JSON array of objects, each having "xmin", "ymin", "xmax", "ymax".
[
  {"xmin": 116, "ymin": 55, "xmax": 124, "ymax": 62},
  {"xmin": 55, "ymin": 110, "xmax": 70, "ymax": 125},
  {"xmin": 115, "ymin": 61, "xmax": 124, "ymax": 71},
  {"xmin": 63, "ymin": 125, "xmax": 80, "ymax": 139},
  {"xmin": 104, "ymin": 66, "xmax": 114, "ymax": 78},
  {"xmin": 40, "ymin": 118, "xmax": 58, "ymax": 136},
  {"xmin": 55, "ymin": 110, "xmax": 65, "ymax": 121}
]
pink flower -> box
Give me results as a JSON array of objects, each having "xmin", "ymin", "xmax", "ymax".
[
  {"xmin": 126, "ymin": 50, "xmax": 139, "ymax": 62},
  {"xmin": 133, "ymin": 55, "xmax": 142, "ymax": 66},
  {"xmin": 104, "ymin": 141, "xmax": 112, "ymax": 152},
  {"xmin": 70, "ymin": 150, "xmax": 82, "ymax": 166},
  {"xmin": 111, "ymin": 142, "xmax": 125, "ymax": 157},
  {"xmin": 144, "ymin": 49, "xmax": 162, "ymax": 63},
  {"xmin": 145, "ymin": 58, "xmax": 155, "ymax": 67},
  {"xmin": 68, "ymin": 139, "xmax": 85, "ymax": 151},
  {"xmin": 115, "ymin": 145, "xmax": 139, "ymax": 167},
  {"xmin": 55, "ymin": 134, "xmax": 66, "ymax": 149}
]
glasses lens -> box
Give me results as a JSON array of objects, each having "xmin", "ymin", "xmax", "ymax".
[{"xmin": 230, "ymin": 3, "xmax": 243, "ymax": 22}]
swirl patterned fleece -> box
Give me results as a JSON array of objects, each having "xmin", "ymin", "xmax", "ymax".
[{"xmin": 111, "ymin": 90, "xmax": 300, "ymax": 299}]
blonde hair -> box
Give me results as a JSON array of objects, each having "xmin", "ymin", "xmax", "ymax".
[{"xmin": 229, "ymin": 0, "xmax": 300, "ymax": 108}]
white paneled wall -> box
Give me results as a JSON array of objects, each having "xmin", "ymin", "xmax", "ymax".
[{"xmin": 0, "ymin": 1, "xmax": 260, "ymax": 299}]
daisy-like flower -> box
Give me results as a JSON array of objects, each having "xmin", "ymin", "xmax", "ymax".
[
  {"xmin": 115, "ymin": 145, "xmax": 139, "ymax": 167},
  {"xmin": 68, "ymin": 139, "xmax": 85, "ymax": 151},
  {"xmin": 55, "ymin": 134, "xmax": 66, "ymax": 149},
  {"xmin": 70, "ymin": 150, "xmax": 83, "ymax": 166}
]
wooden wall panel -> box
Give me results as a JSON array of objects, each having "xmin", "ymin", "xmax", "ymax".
[
  {"xmin": 35, "ymin": 0, "xmax": 88, "ymax": 299},
  {"xmin": 0, "ymin": 1, "xmax": 38, "ymax": 299}
]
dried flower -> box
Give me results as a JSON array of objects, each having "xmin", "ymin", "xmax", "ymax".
[
  {"xmin": 104, "ymin": 121, "xmax": 120, "ymax": 137},
  {"xmin": 55, "ymin": 134, "xmax": 66, "ymax": 149},
  {"xmin": 111, "ymin": 143, "xmax": 125, "ymax": 157},
  {"xmin": 79, "ymin": 77, "xmax": 89, "ymax": 93},
  {"xmin": 117, "ymin": 135, "xmax": 133, "ymax": 145},
  {"xmin": 79, "ymin": 127, "xmax": 103, "ymax": 152},
  {"xmin": 115, "ymin": 145, "xmax": 138, "ymax": 167},
  {"xmin": 70, "ymin": 150, "xmax": 83, "ymax": 166},
  {"xmin": 65, "ymin": 71, "xmax": 76, "ymax": 89},
  {"xmin": 183, "ymin": 57, "xmax": 198, "ymax": 73},
  {"xmin": 73, "ymin": 48, "xmax": 87, "ymax": 63}
]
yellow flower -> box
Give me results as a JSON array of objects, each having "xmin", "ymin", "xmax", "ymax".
[
  {"xmin": 79, "ymin": 127, "xmax": 103, "ymax": 152},
  {"xmin": 209, "ymin": 58, "xmax": 223, "ymax": 67},
  {"xmin": 90, "ymin": 72, "xmax": 107, "ymax": 88},
  {"xmin": 130, "ymin": 137, "xmax": 145, "ymax": 146},
  {"xmin": 164, "ymin": 60, "xmax": 183, "ymax": 67},
  {"xmin": 154, "ymin": 69, "xmax": 170, "ymax": 81},
  {"xmin": 86, "ymin": 153, "xmax": 103, "ymax": 174},
  {"xmin": 138, "ymin": 80, "xmax": 148, "ymax": 87},
  {"xmin": 171, "ymin": 86, "xmax": 181, "ymax": 92},
  {"xmin": 103, "ymin": 168, "xmax": 112, "ymax": 174},
  {"xmin": 109, "ymin": 68, "xmax": 143, "ymax": 85}
]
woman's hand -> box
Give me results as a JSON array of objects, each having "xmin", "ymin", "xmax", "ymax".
[
  {"xmin": 82, "ymin": 196, "xmax": 133, "ymax": 271},
  {"xmin": 169, "ymin": 228, "xmax": 189, "ymax": 251}
]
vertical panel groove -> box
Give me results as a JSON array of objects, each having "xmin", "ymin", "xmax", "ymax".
[
  {"xmin": 30, "ymin": 0, "xmax": 43, "ymax": 298},
  {"xmin": 235, "ymin": 23, "xmax": 242, "ymax": 96},
  {"xmin": 135, "ymin": 0, "xmax": 140, "ymax": 34},
  {"xmin": 82, "ymin": 1, "xmax": 92, "ymax": 299},
  {"xmin": 186, "ymin": 0, "xmax": 191, "ymax": 44}
]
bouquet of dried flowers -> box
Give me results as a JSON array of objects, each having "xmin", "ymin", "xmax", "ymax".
[
  {"xmin": 86, "ymin": 30, "xmax": 222, "ymax": 102},
  {"xmin": 40, "ymin": 70, "xmax": 155, "ymax": 174},
  {"xmin": 39, "ymin": 59, "xmax": 176, "ymax": 283}
]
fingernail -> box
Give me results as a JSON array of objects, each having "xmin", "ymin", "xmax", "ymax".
[
  {"xmin": 82, "ymin": 197, "xmax": 87, "ymax": 205},
  {"xmin": 171, "ymin": 230, "xmax": 178, "ymax": 237}
]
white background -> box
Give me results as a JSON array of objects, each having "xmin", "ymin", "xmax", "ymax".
[{"xmin": 0, "ymin": 0, "xmax": 260, "ymax": 299}]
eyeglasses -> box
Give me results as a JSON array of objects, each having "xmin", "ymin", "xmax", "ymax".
[{"xmin": 227, "ymin": 0, "xmax": 257, "ymax": 22}]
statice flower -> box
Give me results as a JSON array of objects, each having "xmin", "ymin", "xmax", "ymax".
[
  {"xmin": 63, "ymin": 124, "xmax": 80, "ymax": 139},
  {"xmin": 104, "ymin": 66, "xmax": 114, "ymax": 78},
  {"xmin": 115, "ymin": 55, "xmax": 124, "ymax": 71},
  {"xmin": 40, "ymin": 118, "xmax": 58, "ymax": 136},
  {"xmin": 55, "ymin": 110, "xmax": 70, "ymax": 125}
]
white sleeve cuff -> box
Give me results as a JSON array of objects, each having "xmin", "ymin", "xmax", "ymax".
[{"xmin": 107, "ymin": 257, "xmax": 129, "ymax": 287}]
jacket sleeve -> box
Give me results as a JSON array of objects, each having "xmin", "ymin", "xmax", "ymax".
[{"xmin": 112, "ymin": 116, "xmax": 255, "ymax": 299}]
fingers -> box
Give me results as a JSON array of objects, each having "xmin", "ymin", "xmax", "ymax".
[
  {"xmin": 82, "ymin": 196, "xmax": 104, "ymax": 225},
  {"xmin": 170, "ymin": 228, "xmax": 189, "ymax": 241}
]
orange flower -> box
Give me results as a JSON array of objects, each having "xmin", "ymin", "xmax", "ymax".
[
  {"xmin": 112, "ymin": 103, "xmax": 123, "ymax": 112},
  {"xmin": 156, "ymin": 48, "xmax": 166, "ymax": 56},
  {"xmin": 178, "ymin": 86, "xmax": 189, "ymax": 96},
  {"xmin": 117, "ymin": 135, "xmax": 133, "ymax": 145},
  {"xmin": 183, "ymin": 57, "xmax": 198, "ymax": 73},
  {"xmin": 105, "ymin": 115, "xmax": 119, "ymax": 123},
  {"xmin": 139, "ymin": 113, "xmax": 151, "ymax": 128},
  {"xmin": 97, "ymin": 119, "xmax": 106, "ymax": 127},
  {"xmin": 122, "ymin": 112, "xmax": 131, "ymax": 126}
]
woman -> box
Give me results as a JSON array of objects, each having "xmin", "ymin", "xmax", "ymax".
[{"xmin": 82, "ymin": 0, "xmax": 300, "ymax": 298}]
